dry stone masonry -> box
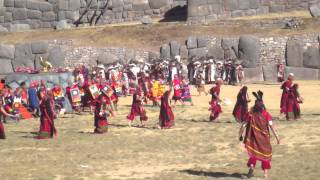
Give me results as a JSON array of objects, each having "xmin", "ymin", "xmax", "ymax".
[
  {"xmin": 1, "ymin": 0, "xmax": 320, "ymax": 31},
  {"xmin": 0, "ymin": 0, "xmax": 187, "ymax": 31},
  {"xmin": 188, "ymin": 0, "xmax": 320, "ymax": 24},
  {"xmin": 1, "ymin": 34, "xmax": 320, "ymax": 82}
]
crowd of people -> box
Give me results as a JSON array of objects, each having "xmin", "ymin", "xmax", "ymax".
[{"xmin": 0, "ymin": 55, "xmax": 302, "ymax": 179}]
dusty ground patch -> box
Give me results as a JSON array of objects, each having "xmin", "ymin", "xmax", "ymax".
[{"xmin": 0, "ymin": 81, "xmax": 319, "ymax": 180}]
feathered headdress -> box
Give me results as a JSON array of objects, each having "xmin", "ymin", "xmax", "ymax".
[{"xmin": 252, "ymin": 90, "xmax": 265, "ymax": 112}]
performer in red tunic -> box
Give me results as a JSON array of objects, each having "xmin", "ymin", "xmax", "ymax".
[
  {"xmin": 239, "ymin": 91, "xmax": 280, "ymax": 179},
  {"xmin": 208, "ymin": 79, "xmax": 223, "ymax": 122},
  {"xmin": 94, "ymin": 93, "xmax": 114, "ymax": 134},
  {"xmin": 127, "ymin": 88, "xmax": 148, "ymax": 127},
  {"xmin": 0, "ymin": 97, "xmax": 19, "ymax": 139},
  {"xmin": 280, "ymin": 73, "xmax": 294, "ymax": 116},
  {"xmin": 172, "ymin": 74, "xmax": 184, "ymax": 106},
  {"xmin": 286, "ymin": 84, "xmax": 303, "ymax": 120},
  {"xmin": 158, "ymin": 90, "xmax": 175, "ymax": 129},
  {"xmin": 232, "ymin": 86, "xmax": 250, "ymax": 123},
  {"xmin": 36, "ymin": 89, "xmax": 57, "ymax": 139}
]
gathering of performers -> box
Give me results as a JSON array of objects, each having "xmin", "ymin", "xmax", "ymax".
[{"xmin": 0, "ymin": 55, "xmax": 304, "ymax": 179}]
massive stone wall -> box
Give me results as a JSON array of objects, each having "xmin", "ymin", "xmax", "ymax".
[
  {"xmin": 187, "ymin": 0, "xmax": 320, "ymax": 24},
  {"xmin": 0, "ymin": 0, "xmax": 187, "ymax": 31},
  {"xmin": 1, "ymin": 32, "xmax": 320, "ymax": 82},
  {"xmin": 160, "ymin": 33, "xmax": 320, "ymax": 81}
]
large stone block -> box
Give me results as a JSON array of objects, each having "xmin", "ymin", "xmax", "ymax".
[
  {"xmin": 149, "ymin": 0, "xmax": 169, "ymax": 9},
  {"xmin": 4, "ymin": 0, "xmax": 14, "ymax": 7},
  {"xmin": 188, "ymin": 47, "xmax": 208, "ymax": 58},
  {"xmin": 31, "ymin": 41, "xmax": 49, "ymax": 54},
  {"xmin": 4, "ymin": 12, "xmax": 13, "ymax": 22},
  {"xmin": 238, "ymin": 35, "xmax": 260, "ymax": 68},
  {"xmin": 310, "ymin": 3, "xmax": 320, "ymax": 17},
  {"xmin": 160, "ymin": 44, "xmax": 170, "ymax": 59},
  {"xmin": 187, "ymin": 36, "xmax": 197, "ymax": 49},
  {"xmin": 179, "ymin": 45, "xmax": 188, "ymax": 59},
  {"xmin": 132, "ymin": 0, "xmax": 150, "ymax": 11},
  {"xmin": 0, "ymin": 7, "xmax": 5, "ymax": 16},
  {"xmin": 110, "ymin": 0, "xmax": 124, "ymax": 8},
  {"xmin": 48, "ymin": 47, "xmax": 65, "ymax": 67},
  {"xmin": 303, "ymin": 46, "xmax": 320, "ymax": 69},
  {"xmin": 221, "ymin": 37, "xmax": 239, "ymax": 59},
  {"xmin": 0, "ymin": 59, "xmax": 14, "ymax": 74},
  {"xmin": 238, "ymin": 0, "xmax": 250, "ymax": 10},
  {"xmin": 39, "ymin": 2, "xmax": 53, "ymax": 12},
  {"xmin": 197, "ymin": 37, "xmax": 209, "ymax": 48},
  {"xmin": 58, "ymin": 0, "xmax": 69, "ymax": 11},
  {"xmin": 14, "ymin": 0, "xmax": 26, "ymax": 8},
  {"xmin": 9, "ymin": 23, "xmax": 30, "ymax": 32},
  {"xmin": 224, "ymin": 0, "xmax": 239, "ymax": 11},
  {"xmin": 249, "ymin": 0, "xmax": 260, "ymax": 9},
  {"xmin": 42, "ymin": 11, "xmax": 56, "ymax": 21},
  {"xmin": 27, "ymin": 10, "xmax": 42, "ymax": 19},
  {"xmin": 207, "ymin": 46, "xmax": 224, "ymax": 59},
  {"xmin": 0, "ymin": 44, "xmax": 15, "ymax": 59},
  {"xmin": 285, "ymin": 67, "xmax": 319, "ymax": 80},
  {"xmin": 244, "ymin": 67, "xmax": 264, "ymax": 82},
  {"xmin": 65, "ymin": 11, "xmax": 79, "ymax": 21},
  {"xmin": 12, "ymin": 8, "xmax": 27, "ymax": 20},
  {"xmin": 170, "ymin": 41, "xmax": 180, "ymax": 58},
  {"xmin": 69, "ymin": 0, "xmax": 81, "ymax": 11},
  {"xmin": 13, "ymin": 43, "xmax": 34, "ymax": 69},
  {"xmin": 286, "ymin": 39, "xmax": 303, "ymax": 67},
  {"xmin": 26, "ymin": 1, "xmax": 40, "ymax": 10},
  {"xmin": 262, "ymin": 65, "xmax": 278, "ymax": 82}
]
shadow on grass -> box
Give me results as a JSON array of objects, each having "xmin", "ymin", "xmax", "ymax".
[{"xmin": 180, "ymin": 169, "xmax": 247, "ymax": 179}]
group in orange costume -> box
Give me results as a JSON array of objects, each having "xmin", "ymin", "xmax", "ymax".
[{"xmin": 239, "ymin": 90, "xmax": 280, "ymax": 179}]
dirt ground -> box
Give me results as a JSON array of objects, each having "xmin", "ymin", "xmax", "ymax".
[{"xmin": 0, "ymin": 81, "xmax": 320, "ymax": 180}]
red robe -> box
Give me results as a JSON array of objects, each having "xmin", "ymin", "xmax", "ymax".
[
  {"xmin": 172, "ymin": 78, "xmax": 182, "ymax": 101},
  {"xmin": 232, "ymin": 88, "xmax": 249, "ymax": 123},
  {"xmin": 244, "ymin": 110, "xmax": 272, "ymax": 162},
  {"xmin": 94, "ymin": 96, "xmax": 109, "ymax": 134},
  {"xmin": 127, "ymin": 91, "xmax": 148, "ymax": 122},
  {"xmin": 37, "ymin": 98, "xmax": 57, "ymax": 139},
  {"xmin": 159, "ymin": 91, "xmax": 175, "ymax": 128},
  {"xmin": 209, "ymin": 86, "xmax": 222, "ymax": 121},
  {"xmin": 286, "ymin": 88, "xmax": 301, "ymax": 120},
  {"xmin": 280, "ymin": 80, "xmax": 292, "ymax": 114},
  {"xmin": 0, "ymin": 121, "xmax": 5, "ymax": 139}
]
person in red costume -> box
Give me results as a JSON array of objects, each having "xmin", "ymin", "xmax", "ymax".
[
  {"xmin": 127, "ymin": 87, "xmax": 148, "ymax": 128},
  {"xmin": 239, "ymin": 90, "xmax": 280, "ymax": 179},
  {"xmin": 208, "ymin": 78, "xmax": 223, "ymax": 122},
  {"xmin": 158, "ymin": 90, "xmax": 175, "ymax": 129},
  {"xmin": 280, "ymin": 73, "xmax": 294, "ymax": 118},
  {"xmin": 36, "ymin": 89, "xmax": 57, "ymax": 139}
]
